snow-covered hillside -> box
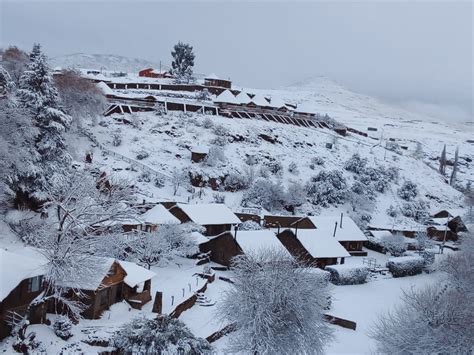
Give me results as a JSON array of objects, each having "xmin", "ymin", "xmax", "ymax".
[
  {"xmin": 73, "ymin": 75, "xmax": 470, "ymax": 230},
  {"xmin": 50, "ymin": 53, "xmax": 163, "ymax": 73}
]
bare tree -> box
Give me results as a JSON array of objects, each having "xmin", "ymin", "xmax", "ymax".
[
  {"xmin": 22, "ymin": 170, "xmax": 137, "ymax": 319},
  {"xmin": 218, "ymin": 249, "xmax": 333, "ymax": 354},
  {"xmin": 449, "ymin": 146, "xmax": 459, "ymax": 186},
  {"xmin": 0, "ymin": 46, "xmax": 29, "ymax": 84},
  {"xmin": 439, "ymin": 144, "xmax": 447, "ymax": 175}
]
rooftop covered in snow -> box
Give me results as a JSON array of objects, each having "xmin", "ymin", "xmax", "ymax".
[
  {"xmin": 0, "ymin": 249, "xmax": 46, "ymax": 301},
  {"xmin": 141, "ymin": 204, "xmax": 181, "ymax": 225},
  {"xmin": 236, "ymin": 230, "xmax": 292, "ymax": 258},
  {"xmin": 307, "ymin": 215, "xmax": 368, "ymax": 242},
  {"xmin": 213, "ymin": 89, "xmax": 238, "ymax": 105},
  {"xmin": 176, "ymin": 203, "xmax": 241, "ymax": 226},
  {"xmin": 117, "ymin": 260, "xmax": 156, "ymax": 288},
  {"xmin": 290, "ymin": 229, "xmax": 351, "ymax": 259}
]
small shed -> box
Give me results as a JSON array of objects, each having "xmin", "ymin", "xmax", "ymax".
[
  {"xmin": 169, "ymin": 203, "xmax": 241, "ymax": 236},
  {"xmin": 204, "ymin": 74, "xmax": 232, "ymax": 89},
  {"xmin": 191, "ymin": 146, "xmax": 209, "ymax": 163},
  {"xmin": 277, "ymin": 229, "xmax": 350, "ymax": 268},
  {"xmin": 118, "ymin": 260, "xmax": 156, "ymax": 309}
]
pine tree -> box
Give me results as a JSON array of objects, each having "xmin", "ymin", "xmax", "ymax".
[
  {"xmin": 171, "ymin": 42, "xmax": 195, "ymax": 84},
  {"xmin": 439, "ymin": 144, "xmax": 447, "ymax": 175},
  {"xmin": 0, "ymin": 65, "xmax": 14, "ymax": 95},
  {"xmin": 14, "ymin": 44, "xmax": 71, "ymax": 203},
  {"xmin": 29, "ymin": 43, "xmax": 41, "ymax": 61},
  {"xmin": 450, "ymin": 147, "xmax": 459, "ymax": 186}
]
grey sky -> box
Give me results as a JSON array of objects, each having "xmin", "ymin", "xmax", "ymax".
[{"xmin": 1, "ymin": 1, "xmax": 472, "ymax": 119}]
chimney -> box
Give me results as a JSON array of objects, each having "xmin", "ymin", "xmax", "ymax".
[
  {"xmin": 333, "ymin": 222, "xmax": 338, "ymax": 237},
  {"xmin": 340, "ymin": 212, "xmax": 343, "ymax": 228}
]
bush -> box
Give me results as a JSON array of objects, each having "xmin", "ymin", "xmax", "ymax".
[
  {"xmin": 375, "ymin": 233, "xmax": 407, "ymax": 256},
  {"xmin": 136, "ymin": 150, "xmax": 149, "ymax": 160},
  {"xmin": 326, "ymin": 265, "xmax": 369, "ymax": 285},
  {"xmin": 202, "ymin": 117, "xmax": 213, "ymax": 129},
  {"xmin": 386, "ymin": 256, "xmax": 424, "ymax": 277},
  {"xmin": 386, "ymin": 205, "xmax": 398, "ymax": 217},
  {"xmin": 344, "ymin": 153, "xmax": 368, "ymax": 174},
  {"xmin": 113, "ymin": 315, "xmax": 212, "ymax": 354},
  {"xmin": 310, "ymin": 156, "xmax": 325, "ymax": 168},
  {"xmin": 306, "ymin": 170, "xmax": 347, "ymax": 207},
  {"xmin": 397, "ymin": 180, "xmax": 418, "ymax": 201},
  {"xmin": 112, "ymin": 129, "xmax": 122, "ymax": 147},
  {"xmin": 53, "ymin": 316, "xmax": 73, "ymax": 340},
  {"xmin": 288, "ymin": 162, "xmax": 299, "ymax": 175},
  {"xmin": 204, "ymin": 146, "xmax": 226, "ymax": 166},
  {"xmin": 401, "ymin": 200, "xmax": 429, "ymax": 222},
  {"xmin": 264, "ymin": 160, "xmax": 283, "ymax": 176},
  {"xmin": 223, "ymin": 171, "xmax": 249, "ymax": 191},
  {"xmin": 242, "ymin": 179, "xmax": 284, "ymax": 211},
  {"xmin": 238, "ymin": 220, "xmax": 262, "ymax": 231}
]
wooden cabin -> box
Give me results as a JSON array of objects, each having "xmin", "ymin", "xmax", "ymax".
[
  {"xmin": 53, "ymin": 258, "xmax": 155, "ymax": 319},
  {"xmin": 191, "ymin": 146, "xmax": 209, "ymax": 163},
  {"xmin": 168, "ymin": 203, "xmax": 241, "ymax": 236},
  {"xmin": 277, "ymin": 229, "xmax": 350, "ymax": 268},
  {"xmin": 199, "ymin": 232, "xmax": 242, "ymax": 267},
  {"xmin": 0, "ymin": 250, "xmax": 46, "ymax": 340},
  {"xmin": 139, "ymin": 204, "xmax": 181, "ymax": 232},
  {"xmin": 204, "ymin": 74, "xmax": 231, "ymax": 89}
]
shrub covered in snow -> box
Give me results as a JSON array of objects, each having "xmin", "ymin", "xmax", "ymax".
[
  {"xmin": 397, "ymin": 180, "xmax": 418, "ymax": 201},
  {"xmin": 264, "ymin": 160, "xmax": 283, "ymax": 176},
  {"xmin": 135, "ymin": 150, "xmax": 149, "ymax": 160},
  {"xmin": 386, "ymin": 256, "xmax": 424, "ymax": 277},
  {"xmin": 204, "ymin": 146, "xmax": 226, "ymax": 166},
  {"xmin": 374, "ymin": 233, "xmax": 407, "ymax": 256},
  {"xmin": 112, "ymin": 129, "xmax": 122, "ymax": 147},
  {"xmin": 283, "ymin": 181, "xmax": 307, "ymax": 210},
  {"xmin": 202, "ymin": 116, "xmax": 213, "ymax": 129},
  {"xmin": 310, "ymin": 156, "xmax": 325, "ymax": 169},
  {"xmin": 288, "ymin": 161, "xmax": 299, "ymax": 175},
  {"xmin": 344, "ymin": 153, "xmax": 368, "ymax": 174},
  {"xmin": 325, "ymin": 265, "xmax": 369, "ymax": 285},
  {"xmin": 53, "ymin": 316, "xmax": 73, "ymax": 340},
  {"xmin": 223, "ymin": 171, "xmax": 249, "ymax": 191},
  {"xmin": 306, "ymin": 170, "xmax": 347, "ymax": 207},
  {"xmin": 386, "ymin": 205, "xmax": 398, "ymax": 217},
  {"xmin": 400, "ymin": 200, "xmax": 429, "ymax": 222},
  {"xmin": 242, "ymin": 179, "xmax": 284, "ymax": 211},
  {"xmin": 113, "ymin": 315, "xmax": 212, "ymax": 354},
  {"xmin": 238, "ymin": 220, "xmax": 262, "ymax": 231}
]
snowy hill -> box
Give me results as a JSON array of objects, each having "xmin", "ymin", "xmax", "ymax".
[
  {"xmin": 70, "ymin": 74, "xmax": 472, "ymax": 230},
  {"xmin": 50, "ymin": 53, "xmax": 163, "ymax": 73}
]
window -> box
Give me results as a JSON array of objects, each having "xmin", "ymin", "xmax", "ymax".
[{"xmin": 27, "ymin": 276, "xmax": 42, "ymax": 293}]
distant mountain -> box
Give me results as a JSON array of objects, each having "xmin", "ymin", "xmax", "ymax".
[{"xmin": 49, "ymin": 53, "xmax": 167, "ymax": 73}]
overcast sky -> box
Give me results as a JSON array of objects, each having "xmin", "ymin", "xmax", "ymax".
[{"xmin": 1, "ymin": 1, "xmax": 472, "ymax": 120}]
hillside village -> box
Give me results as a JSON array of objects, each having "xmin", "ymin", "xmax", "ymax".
[{"xmin": 0, "ymin": 42, "xmax": 473, "ymax": 354}]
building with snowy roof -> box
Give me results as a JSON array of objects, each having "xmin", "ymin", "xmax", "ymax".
[
  {"xmin": 204, "ymin": 74, "xmax": 231, "ymax": 89},
  {"xmin": 169, "ymin": 203, "xmax": 241, "ymax": 236},
  {"xmin": 0, "ymin": 249, "xmax": 47, "ymax": 340},
  {"xmin": 235, "ymin": 230, "xmax": 293, "ymax": 259},
  {"xmin": 277, "ymin": 229, "xmax": 350, "ymax": 268},
  {"xmin": 140, "ymin": 203, "xmax": 181, "ymax": 231},
  {"xmin": 213, "ymin": 89, "xmax": 239, "ymax": 105},
  {"xmin": 139, "ymin": 67, "xmax": 174, "ymax": 79}
]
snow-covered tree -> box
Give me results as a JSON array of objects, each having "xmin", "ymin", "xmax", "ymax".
[
  {"xmin": 242, "ymin": 178, "xmax": 284, "ymax": 211},
  {"xmin": 439, "ymin": 144, "xmax": 447, "ymax": 175},
  {"xmin": 397, "ymin": 180, "xmax": 418, "ymax": 201},
  {"xmin": 238, "ymin": 220, "xmax": 262, "ymax": 231},
  {"xmin": 22, "ymin": 170, "xmax": 137, "ymax": 319},
  {"xmin": 400, "ymin": 200, "xmax": 429, "ymax": 222},
  {"xmin": 344, "ymin": 153, "xmax": 368, "ymax": 174},
  {"xmin": 377, "ymin": 233, "xmax": 407, "ymax": 256},
  {"xmin": 53, "ymin": 316, "xmax": 73, "ymax": 340},
  {"xmin": 0, "ymin": 65, "xmax": 15, "ymax": 95},
  {"xmin": 54, "ymin": 69, "xmax": 106, "ymax": 127},
  {"xmin": 171, "ymin": 168, "xmax": 188, "ymax": 195},
  {"xmin": 14, "ymin": 45, "xmax": 71, "ymax": 203},
  {"xmin": 283, "ymin": 181, "xmax": 307, "ymax": 210},
  {"xmin": 288, "ymin": 161, "xmax": 299, "ymax": 175},
  {"xmin": 171, "ymin": 42, "xmax": 195, "ymax": 83},
  {"xmin": 449, "ymin": 146, "xmax": 459, "ymax": 186},
  {"xmin": 306, "ymin": 170, "xmax": 347, "ymax": 207},
  {"xmin": 0, "ymin": 46, "xmax": 29, "ymax": 83},
  {"xmin": 133, "ymin": 223, "xmax": 202, "ymax": 269},
  {"xmin": 218, "ymin": 249, "xmax": 333, "ymax": 354},
  {"xmin": 113, "ymin": 315, "xmax": 212, "ymax": 354},
  {"xmin": 414, "ymin": 231, "xmax": 434, "ymax": 250}
]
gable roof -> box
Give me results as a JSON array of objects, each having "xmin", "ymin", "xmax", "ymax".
[
  {"xmin": 205, "ymin": 73, "xmax": 220, "ymax": 80},
  {"xmin": 213, "ymin": 90, "xmax": 238, "ymax": 104},
  {"xmin": 290, "ymin": 229, "xmax": 350, "ymax": 258},
  {"xmin": 117, "ymin": 260, "xmax": 156, "ymax": 288},
  {"xmin": 0, "ymin": 249, "xmax": 46, "ymax": 302},
  {"xmin": 141, "ymin": 204, "xmax": 181, "ymax": 225},
  {"xmin": 307, "ymin": 215, "xmax": 367, "ymax": 242},
  {"xmin": 235, "ymin": 91, "xmax": 252, "ymax": 105},
  {"xmin": 176, "ymin": 203, "xmax": 241, "ymax": 225},
  {"xmin": 236, "ymin": 230, "xmax": 292, "ymax": 258},
  {"xmin": 250, "ymin": 94, "xmax": 270, "ymax": 107}
]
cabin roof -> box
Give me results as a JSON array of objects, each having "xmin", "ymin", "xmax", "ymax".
[
  {"xmin": 117, "ymin": 260, "xmax": 156, "ymax": 288},
  {"xmin": 0, "ymin": 249, "xmax": 46, "ymax": 302},
  {"xmin": 307, "ymin": 215, "xmax": 368, "ymax": 242},
  {"xmin": 141, "ymin": 204, "xmax": 181, "ymax": 225},
  {"xmin": 289, "ymin": 229, "xmax": 351, "ymax": 258},
  {"xmin": 236, "ymin": 230, "xmax": 292, "ymax": 258},
  {"xmin": 213, "ymin": 89, "xmax": 238, "ymax": 104},
  {"xmin": 177, "ymin": 203, "xmax": 241, "ymax": 225},
  {"xmin": 235, "ymin": 91, "xmax": 252, "ymax": 104},
  {"xmin": 96, "ymin": 81, "xmax": 114, "ymax": 96},
  {"xmin": 205, "ymin": 73, "xmax": 220, "ymax": 80}
]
